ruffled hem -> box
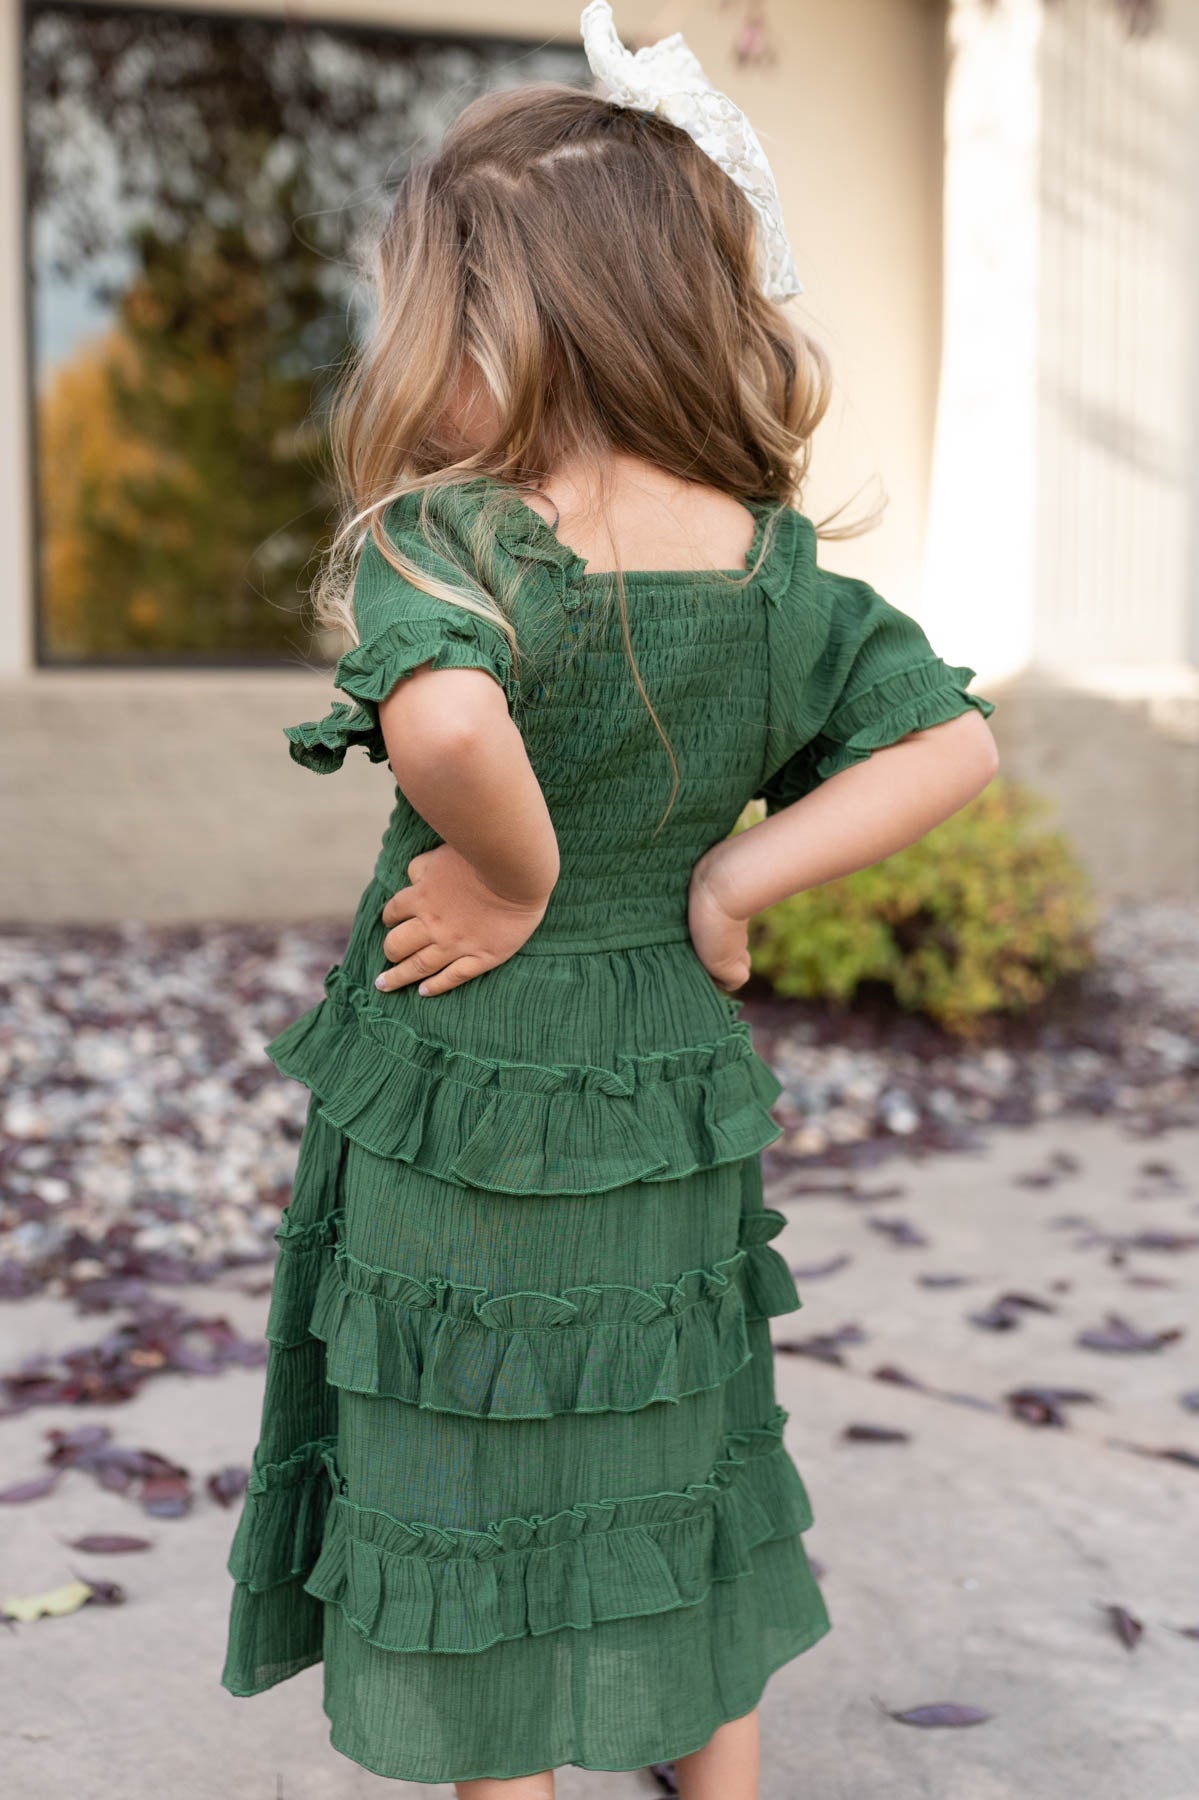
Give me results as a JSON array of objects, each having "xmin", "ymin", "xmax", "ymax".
[
  {"xmin": 264, "ymin": 969, "xmax": 785, "ymax": 1196},
  {"xmin": 261, "ymin": 1200, "xmax": 800, "ymax": 1418},
  {"xmin": 236, "ymin": 1405, "xmax": 810, "ymax": 1655},
  {"xmin": 226, "ymin": 1435, "xmax": 339, "ymax": 1595}
]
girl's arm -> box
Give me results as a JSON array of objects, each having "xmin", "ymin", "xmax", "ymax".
[
  {"xmin": 696, "ymin": 709, "xmax": 999, "ymax": 922},
  {"xmin": 378, "ymin": 665, "xmax": 559, "ymax": 905},
  {"xmin": 372, "ymin": 663, "xmax": 561, "ymax": 998}
]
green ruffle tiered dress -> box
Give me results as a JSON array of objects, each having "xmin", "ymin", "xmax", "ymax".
[{"xmin": 220, "ymin": 476, "xmax": 994, "ymax": 1783}]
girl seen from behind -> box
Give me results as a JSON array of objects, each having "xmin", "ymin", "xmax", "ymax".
[{"xmin": 221, "ymin": 8, "xmax": 999, "ymax": 1796}]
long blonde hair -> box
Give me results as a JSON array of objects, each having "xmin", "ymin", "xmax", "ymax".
[{"xmin": 314, "ymin": 81, "xmax": 834, "ymax": 825}]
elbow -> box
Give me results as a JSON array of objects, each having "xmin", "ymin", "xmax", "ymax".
[
  {"xmin": 958, "ymin": 718, "xmax": 1000, "ymax": 806},
  {"xmin": 389, "ymin": 712, "xmax": 495, "ymax": 779}
]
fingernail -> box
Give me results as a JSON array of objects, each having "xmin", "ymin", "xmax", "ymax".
[
  {"xmin": 374, "ymin": 974, "xmax": 388, "ymax": 990},
  {"xmin": 417, "ymin": 983, "xmax": 429, "ymax": 996}
]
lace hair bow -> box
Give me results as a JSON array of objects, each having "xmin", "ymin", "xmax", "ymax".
[{"xmin": 578, "ymin": 1, "xmax": 802, "ymax": 302}]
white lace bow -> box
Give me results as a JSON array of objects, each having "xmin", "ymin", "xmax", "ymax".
[{"xmin": 578, "ymin": 0, "xmax": 802, "ymax": 302}]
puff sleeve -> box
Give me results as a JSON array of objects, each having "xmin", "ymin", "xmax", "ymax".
[
  {"xmin": 284, "ymin": 499, "xmax": 519, "ymax": 775},
  {"xmin": 754, "ymin": 544, "xmax": 995, "ymax": 817}
]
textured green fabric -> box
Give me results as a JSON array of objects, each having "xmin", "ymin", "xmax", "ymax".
[{"xmin": 220, "ymin": 476, "xmax": 993, "ymax": 1780}]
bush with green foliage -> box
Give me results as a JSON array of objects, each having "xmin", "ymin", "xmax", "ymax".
[{"xmin": 743, "ymin": 778, "xmax": 1095, "ymax": 1034}]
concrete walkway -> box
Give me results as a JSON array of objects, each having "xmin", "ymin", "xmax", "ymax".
[{"xmin": 2, "ymin": 1116, "xmax": 1197, "ymax": 1799}]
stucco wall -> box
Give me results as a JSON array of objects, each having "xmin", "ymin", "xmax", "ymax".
[{"xmin": 0, "ymin": 674, "xmax": 386, "ymax": 923}]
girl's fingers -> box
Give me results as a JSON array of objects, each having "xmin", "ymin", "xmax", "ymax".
[
  {"xmin": 380, "ymin": 885, "xmax": 417, "ymax": 929},
  {"xmin": 382, "ymin": 917, "xmax": 432, "ymax": 965},
  {"xmin": 375, "ymin": 945, "xmax": 446, "ymax": 992},
  {"xmin": 413, "ymin": 957, "xmax": 486, "ymax": 997}
]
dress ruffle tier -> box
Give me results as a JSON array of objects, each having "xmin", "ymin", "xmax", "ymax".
[
  {"xmin": 220, "ymin": 1088, "xmax": 829, "ymax": 1687},
  {"xmin": 220, "ymin": 988, "xmax": 833, "ymax": 1777}
]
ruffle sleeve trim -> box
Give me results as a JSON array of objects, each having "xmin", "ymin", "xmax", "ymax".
[
  {"xmin": 227, "ymin": 1406, "xmax": 817, "ymax": 1655},
  {"xmin": 815, "ymin": 659, "xmax": 995, "ymax": 783},
  {"xmin": 758, "ymin": 659, "xmax": 995, "ymax": 812},
  {"xmin": 285, "ymin": 610, "xmax": 518, "ymax": 775}
]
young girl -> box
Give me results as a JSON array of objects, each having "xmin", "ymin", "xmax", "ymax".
[{"xmin": 221, "ymin": 9, "xmax": 998, "ymax": 1795}]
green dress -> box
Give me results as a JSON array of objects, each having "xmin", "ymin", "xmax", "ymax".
[{"xmin": 220, "ymin": 476, "xmax": 994, "ymax": 1783}]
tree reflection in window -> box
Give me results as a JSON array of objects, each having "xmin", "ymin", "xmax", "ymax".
[{"xmin": 26, "ymin": 4, "xmax": 586, "ymax": 664}]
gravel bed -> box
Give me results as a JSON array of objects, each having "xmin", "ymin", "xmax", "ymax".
[{"xmin": 1, "ymin": 905, "xmax": 1197, "ymax": 1300}]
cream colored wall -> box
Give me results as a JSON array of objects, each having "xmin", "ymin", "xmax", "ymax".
[{"xmin": 0, "ymin": 0, "xmax": 949, "ymax": 921}]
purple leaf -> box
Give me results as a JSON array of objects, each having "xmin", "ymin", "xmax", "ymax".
[
  {"xmin": 887, "ymin": 1703, "xmax": 992, "ymax": 1728},
  {"xmin": 1122, "ymin": 1232, "xmax": 1199, "ymax": 1253},
  {"xmin": 842, "ymin": 1424, "xmax": 911, "ymax": 1444},
  {"xmin": 1101, "ymin": 1603, "xmax": 1143, "ymax": 1650},
  {"xmin": 1004, "ymin": 1385, "xmax": 1099, "ymax": 1428},
  {"xmin": 969, "ymin": 1292, "xmax": 1055, "ymax": 1332},
  {"xmin": 206, "ymin": 1465, "xmax": 249, "ymax": 1507},
  {"xmin": 77, "ymin": 1577, "xmax": 126, "ymax": 1606},
  {"xmin": 0, "ymin": 1471, "xmax": 62, "ymax": 1503},
  {"xmin": 44, "ymin": 1424, "xmax": 112, "ymax": 1463},
  {"xmin": 1077, "ymin": 1313, "xmax": 1184, "ymax": 1354},
  {"xmin": 790, "ymin": 1254, "xmax": 852, "ymax": 1280},
  {"xmin": 63, "ymin": 1534, "xmax": 151, "ymax": 1554},
  {"xmin": 1157, "ymin": 1448, "xmax": 1199, "ymax": 1471},
  {"xmin": 774, "ymin": 1323, "xmax": 867, "ymax": 1366},
  {"xmin": 872, "ymin": 1364, "xmax": 925, "ymax": 1389},
  {"xmin": 868, "ymin": 1218, "xmax": 929, "ymax": 1249},
  {"xmin": 140, "ymin": 1473, "xmax": 192, "ymax": 1518}
]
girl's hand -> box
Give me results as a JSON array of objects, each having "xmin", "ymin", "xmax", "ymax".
[
  {"xmin": 376, "ymin": 843, "xmax": 551, "ymax": 997},
  {"xmin": 687, "ymin": 847, "xmax": 752, "ymax": 995}
]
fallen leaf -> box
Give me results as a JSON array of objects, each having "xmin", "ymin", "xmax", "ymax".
[
  {"xmin": 842, "ymin": 1424, "xmax": 911, "ymax": 1444},
  {"xmin": 868, "ymin": 1218, "xmax": 929, "ymax": 1248},
  {"xmin": 2, "ymin": 1579, "xmax": 94, "ymax": 1622},
  {"xmin": 140, "ymin": 1473, "xmax": 192, "ymax": 1518},
  {"xmin": 1077, "ymin": 1314, "xmax": 1184, "ymax": 1354},
  {"xmin": 1157, "ymin": 1448, "xmax": 1199, "ymax": 1471},
  {"xmin": 0, "ymin": 1471, "xmax": 62, "ymax": 1503},
  {"xmin": 790, "ymin": 1254, "xmax": 852, "ymax": 1280},
  {"xmin": 872, "ymin": 1364, "xmax": 925, "ymax": 1389},
  {"xmin": 886, "ymin": 1703, "xmax": 992, "ymax": 1728},
  {"xmin": 1004, "ymin": 1385, "xmax": 1098, "ymax": 1429},
  {"xmin": 1101, "ymin": 1603, "xmax": 1143, "ymax": 1650},
  {"xmin": 1122, "ymin": 1232, "xmax": 1199, "ymax": 1254},
  {"xmin": 970, "ymin": 1292, "xmax": 1056, "ymax": 1332},
  {"xmin": 71, "ymin": 1574, "xmax": 125, "ymax": 1606},
  {"xmin": 774, "ymin": 1324, "xmax": 867, "ymax": 1366},
  {"xmin": 206, "ymin": 1465, "xmax": 248, "ymax": 1507},
  {"xmin": 63, "ymin": 1534, "xmax": 151, "ymax": 1554}
]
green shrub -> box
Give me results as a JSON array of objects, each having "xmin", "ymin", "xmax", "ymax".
[{"xmin": 742, "ymin": 778, "xmax": 1095, "ymax": 1034}]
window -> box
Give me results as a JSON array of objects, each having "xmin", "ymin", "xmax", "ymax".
[{"xmin": 25, "ymin": 2, "xmax": 587, "ymax": 665}]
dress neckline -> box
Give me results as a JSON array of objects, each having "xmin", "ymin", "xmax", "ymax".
[{"xmin": 477, "ymin": 473, "xmax": 787, "ymax": 599}]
